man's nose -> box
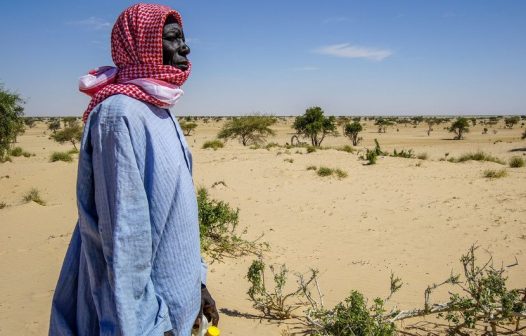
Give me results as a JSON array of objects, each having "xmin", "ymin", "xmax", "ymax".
[{"xmin": 179, "ymin": 42, "xmax": 190, "ymax": 56}]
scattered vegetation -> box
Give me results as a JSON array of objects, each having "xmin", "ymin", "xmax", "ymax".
[
  {"xmin": 8, "ymin": 146, "xmax": 31, "ymax": 158},
  {"xmin": 336, "ymin": 145, "xmax": 354, "ymax": 154},
  {"xmin": 509, "ymin": 156, "xmax": 524, "ymax": 168},
  {"xmin": 218, "ymin": 115, "xmax": 276, "ymax": 146},
  {"xmin": 197, "ymin": 187, "xmax": 265, "ymax": 262},
  {"xmin": 0, "ymin": 201, "xmax": 6, "ymax": 209},
  {"xmin": 374, "ymin": 117, "xmax": 395, "ymax": 133},
  {"xmin": 343, "ymin": 121, "xmax": 363, "ymax": 146},
  {"xmin": 293, "ymin": 106, "xmax": 337, "ymax": 147},
  {"xmin": 246, "ymin": 259, "xmax": 318, "ymax": 319},
  {"xmin": 314, "ymin": 166, "xmax": 348, "ymax": 179},
  {"xmin": 246, "ymin": 246, "xmax": 526, "ymax": 336},
  {"xmin": 50, "ymin": 151, "xmax": 73, "ymax": 162},
  {"xmin": 202, "ymin": 139, "xmax": 224, "ymax": 150},
  {"xmin": 306, "ymin": 146, "xmax": 316, "ymax": 153},
  {"xmin": 391, "ymin": 148, "xmax": 415, "ymax": 159},
  {"xmin": 50, "ymin": 122, "xmax": 83, "ymax": 150},
  {"xmin": 317, "ymin": 167, "xmax": 334, "ymax": 177},
  {"xmin": 283, "ymin": 158, "xmax": 294, "ymax": 163},
  {"xmin": 483, "ymin": 169, "xmax": 507, "ymax": 179},
  {"xmin": 449, "ymin": 151, "xmax": 505, "ymax": 164},
  {"xmin": 449, "ymin": 117, "xmax": 470, "ymax": 140},
  {"xmin": 22, "ymin": 188, "xmax": 46, "ymax": 205},
  {"xmin": 363, "ymin": 139, "xmax": 385, "ymax": 165},
  {"xmin": 0, "ymin": 84, "xmax": 25, "ymax": 161}
]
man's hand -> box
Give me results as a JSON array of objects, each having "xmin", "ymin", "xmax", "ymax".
[{"xmin": 193, "ymin": 286, "xmax": 219, "ymax": 330}]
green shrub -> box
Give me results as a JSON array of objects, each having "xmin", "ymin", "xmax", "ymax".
[
  {"xmin": 197, "ymin": 187, "xmax": 264, "ymax": 261},
  {"xmin": 417, "ymin": 152, "xmax": 428, "ymax": 160},
  {"xmin": 392, "ymin": 148, "xmax": 415, "ymax": 158},
  {"xmin": 365, "ymin": 150, "xmax": 377, "ymax": 165},
  {"xmin": 22, "ymin": 151, "xmax": 31, "ymax": 157},
  {"xmin": 334, "ymin": 169, "xmax": 348, "ymax": 179},
  {"xmin": 509, "ymin": 156, "xmax": 524, "ymax": 168},
  {"xmin": 306, "ymin": 165, "xmax": 317, "ymax": 171},
  {"xmin": 306, "ymin": 146, "xmax": 316, "ymax": 153},
  {"xmin": 283, "ymin": 158, "xmax": 294, "ymax": 163},
  {"xmin": 202, "ymin": 139, "xmax": 224, "ymax": 150},
  {"xmin": 50, "ymin": 151, "xmax": 73, "ymax": 162},
  {"xmin": 9, "ymin": 146, "xmax": 23, "ymax": 157},
  {"xmin": 337, "ymin": 145, "xmax": 354, "ymax": 153},
  {"xmin": 317, "ymin": 167, "xmax": 334, "ymax": 177},
  {"xmin": 312, "ymin": 291, "xmax": 397, "ymax": 336},
  {"xmin": 265, "ymin": 142, "xmax": 280, "ymax": 150},
  {"xmin": 451, "ymin": 151, "xmax": 504, "ymax": 164},
  {"xmin": 23, "ymin": 188, "xmax": 46, "ymax": 205},
  {"xmin": 67, "ymin": 148, "xmax": 79, "ymax": 154},
  {"xmin": 483, "ymin": 169, "xmax": 507, "ymax": 179}
]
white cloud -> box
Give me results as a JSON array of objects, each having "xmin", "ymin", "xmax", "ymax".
[
  {"xmin": 67, "ymin": 17, "xmax": 111, "ymax": 30},
  {"xmin": 314, "ymin": 43, "xmax": 393, "ymax": 61}
]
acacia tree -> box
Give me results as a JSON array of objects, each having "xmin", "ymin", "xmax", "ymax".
[
  {"xmin": 504, "ymin": 116, "xmax": 520, "ymax": 129},
  {"xmin": 218, "ymin": 115, "xmax": 276, "ymax": 146},
  {"xmin": 51, "ymin": 121, "xmax": 83, "ymax": 150},
  {"xmin": 449, "ymin": 117, "xmax": 470, "ymax": 140},
  {"xmin": 179, "ymin": 120, "xmax": 197, "ymax": 136},
  {"xmin": 344, "ymin": 121, "xmax": 363, "ymax": 146},
  {"xmin": 0, "ymin": 85, "xmax": 25, "ymax": 161},
  {"xmin": 293, "ymin": 106, "xmax": 337, "ymax": 147}
]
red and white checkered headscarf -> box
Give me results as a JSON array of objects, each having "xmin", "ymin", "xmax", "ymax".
[{"xmin": 80, "ymin": 3, "xmax": 191, "ymax": 122}]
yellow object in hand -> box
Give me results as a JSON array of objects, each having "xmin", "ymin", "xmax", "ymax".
[{"xmin": 206, "ymin": 326, "xmax": 220, "ymax": 336}]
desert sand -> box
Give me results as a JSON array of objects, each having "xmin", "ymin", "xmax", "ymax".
[{"xmin": 1, "ymin": 118, "xmax": 525, "ymax": 335}]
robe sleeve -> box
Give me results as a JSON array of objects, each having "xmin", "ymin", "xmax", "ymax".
[{"xmin": 91, "ymin": 116, "xmax": 154, "ymax": 333}]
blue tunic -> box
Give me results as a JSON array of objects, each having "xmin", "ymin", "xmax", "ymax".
[{"xmin": 49, "ymin": 95, "xmax": 206, "ymax": 336}]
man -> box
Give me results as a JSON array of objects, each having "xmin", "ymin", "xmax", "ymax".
[{"xmin": 49, "ymin": 4, "xmax": 218, "ymax": 335}]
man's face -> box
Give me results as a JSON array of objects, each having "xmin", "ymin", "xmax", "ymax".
[{"xmin": 162, "ymin": 17, "xmax": 190, "ymax": 70}]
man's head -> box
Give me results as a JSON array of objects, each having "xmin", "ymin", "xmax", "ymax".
[
  {"xmin": 111, "ymin": 3, "xmax": 191, "ymax": 76},
  {"xmin": 162, "ymin": 15, "xmax": 190, "ymax": 70}
]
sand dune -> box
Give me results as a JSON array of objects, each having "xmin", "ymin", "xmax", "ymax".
[{"xmin": 1, "ymin": 119, "xmax": 525, "ymax": 335}]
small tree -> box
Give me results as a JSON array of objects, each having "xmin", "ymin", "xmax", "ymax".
[
  {"xmin": 179, "ymin": 120, "xmax": 197, "ymax": 136},
  {"xmin": 23, "ymin": 117, "xmax": 36, "ymax": 128},
  {"xmin": 293, "ymin": 106, "xmax": 337, "ymax": 147},
  {"xmin": 62, "ymin": 116, "xmax": 78, "ymax": 128},
  {"xmin": 51, "ymin": 122, "xmax": 83, "ymax": 150},
  {"xmin": 218, "ymin": 115, "xmax": 276, "ymax": 146},
  {"xmin": 504, "ymin": 116, "xmax": 520, "ymax": 129},
  {"xmin": 375, "ymin": 118, "xmax": 394, "ymax": 133},
  {"xmin": 0, "ymin": 85, "xmax": 25, "ymax": 161},
  {"xmin": 425, "ymin": 118, "xmax": 436, "ymax": 136},
  {"xmin": 449, "ymin": 117, "xmax": 470, "ymax": 140},
  {"xmin": 48, "ymin": 119, "xmax": 61, "ymax": 133},
  {"xmin": 344, "ymin": 121, "xmax": 363, "ymax": 146}
]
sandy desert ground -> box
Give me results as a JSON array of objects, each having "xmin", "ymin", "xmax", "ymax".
[{"xmin": 0, "ymin": 117, "xmax": 525, "ymax": 335}]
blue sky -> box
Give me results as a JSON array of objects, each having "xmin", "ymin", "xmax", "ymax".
[{"xmin": 1, "ymin": 1, "xmax": 525, "ymax": 116}]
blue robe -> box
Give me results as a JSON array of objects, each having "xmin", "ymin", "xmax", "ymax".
[{"xmin": 49, "ymin": 95, "xmax": 206, "ymax": 336}]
